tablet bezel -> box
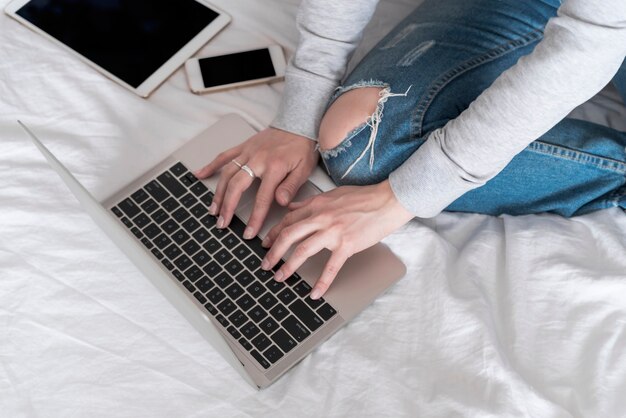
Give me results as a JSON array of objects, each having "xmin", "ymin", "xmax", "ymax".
[{"xmin": 4, "ymin": 0, "xmax": 231, "ymax": 97}]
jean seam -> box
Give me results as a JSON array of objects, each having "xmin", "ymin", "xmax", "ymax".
[
  {"xmin": 527, "ymin": 140, "xmax": 626, "ymax": 175},
  {"xmin": 411, "ymin": 28, "xmax": 544, "ymax": 139}
]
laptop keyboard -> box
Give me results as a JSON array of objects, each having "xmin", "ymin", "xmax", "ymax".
[{"xmin": 111, "ymin": 162, "xmax": 337, "ymax": 370}]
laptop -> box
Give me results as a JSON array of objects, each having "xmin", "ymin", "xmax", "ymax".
[{"xmin": 19, "ymin": 114, "xmax": 406, "ymax": 389}]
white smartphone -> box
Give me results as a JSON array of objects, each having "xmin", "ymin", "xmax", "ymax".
[{"xmin": 185, "ymin": 45, "xmax": 286, "ymax": 94}]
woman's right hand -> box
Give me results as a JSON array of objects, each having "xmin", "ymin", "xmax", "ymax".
[{"xmin": 194, "ymin": 127, "xmax": 319, "ymax": 240}]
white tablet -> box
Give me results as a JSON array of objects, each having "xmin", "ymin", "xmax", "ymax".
[{"xmin": 4, "ymin": 0, "xmax": 231, "ymax": 97}]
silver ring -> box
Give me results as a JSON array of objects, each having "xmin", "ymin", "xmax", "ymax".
[
  {"xmin": 240, "ymin": 164, "xmax": 256, "ymax": 178},
  {"xmin": 231, "ymin": 159, "xmax": 242, "ymax": 168}
]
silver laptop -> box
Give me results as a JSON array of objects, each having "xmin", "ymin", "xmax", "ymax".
[{"xmin": 19, "ymin": 114, "xmax": 406, "ymax": 389}]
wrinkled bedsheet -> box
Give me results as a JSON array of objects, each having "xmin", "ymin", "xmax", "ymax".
[{"xmin": 1, "ymin": 1, "xmax": 626, "ymax": 417}]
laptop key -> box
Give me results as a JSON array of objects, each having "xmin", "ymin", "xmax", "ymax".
[
  {"xmin": 203, "ymin": 238, "xmax": 220, "ymax": 254},
  {"xmin": 248, "ymin": 237, "xmax": 267, "ymax": 258},
  {"xmin": 121, "ymin": 217, "xmax": 133, "ymax": 228},
  {"xmin": 217, "ymin": 299, "xmax": 236, "ymax": 316},
  {"xmin": 267, "ymin": 280, "xmax": 285, "ymax": 294},
  {"xmin": 130, "ymin": 227, "xmax": 143, "ymax": 239},
  {"xmin": 241, "ymin": 321, "xmax": 260, "ymax": 340},
  {"xmin": 190, "ymin": 182, "xmax": 209, "ymax": 197},
  {"xmin": 192, "ymin": 250, "xmax": 211, "ymax": 267},
  {"xmin": 205, "ymin": 302, "xmax": 217, "ymax": 315},
  {"xmin": 277, "ymin": 288, "xmax": 297, "ymax": 306},
  {"xmin": 200, "ymin": 215, "xmax": 217, "ymax": 229},
  {"xmin": 263, "ymin": 345, "xmax": 284, "ymax": 364},
  {"xmin": 225, "ymin": 283, "xmax": 244, "ymax": 300},
  {"xmin": 170, "ymin": 162, "xmax": 187, "ymax": 176},
  {"xmin": 171, "ymin": 229, "xmax": 190, "ymax": 245},
  {"xmin": 239, "ymin": 338, "xmax": 252, "ymax": 351},
  {"xmin": 293, "ymin": 280, "xmax": 312, "ymax": 298},
  {"xmin": 282, "ymin": 316, "xmax": 311, "ymax": 342},
  {"xmin": 164, "ymin": 244, "xmax": 182, "ymax": 260},
  {"xmin": 284, "ymin": 273, "xmax": 301, "ymax": 287},
  {"xmin": 153, "ymin": 233, "xmax": 172, "ymax": 250},
  {"xmin": 140, "ymin": 198, "xmax": 158, "ymax": 214},
  {"xmin": 162, "ymin": 196, "xmax": 180, "ymax": 213},
  {"xmin": 216, "ymin": 314, "xmax": 229, "ymax": 328},
  {"xmin": 190, "ymin": 202, "xmax": 206, "ymax": 218},
  {"xmin": 184, "ymin": 266, "xmax": 203, "ymax": 282},
  {"xmin": 251, "ymin": 334, "xmax": 271, "ymax": 352},
  {"xmin": 143, "ymin": 223, "xmax": 160, "ymax": 239},
  {"xmin": 193, "ymin": 291, "xmax": 207, "ymax": 304},
  {"xmin": 162, "ymin": 219, "xmax": 178, "ymax": 234},
  {"xmin": 131, "ymin": 189, "xmax": 149, "ymax": 204},
  {"xmin": 222, "ymin": 233, "xmax": 239, "ymax": 249},
  {"xmin": 207, "ymin": 288, "xmax": 226, "ymax": 304},
  {"xmin": 227, "ymin": 326, "xmax": 241, "ymax": 340},
  {"xmin": 214, "ymin": 249, "xmax": 233, "ymax": 265},
  {"xmin": 151, "ymin": 208, "xmax": 168, "ymax": 225},
  {"xmin": 132, "ymin": 213, "xmax": 150, "ymax": 229},
  {"xmin": 305, "ymin": 296, "xmax": 325, "ymax": 309},
  {"xmin": 225, "ymin": 259, "xmax": 244, "ymax": 276},
  {"xmin": 269, "ymin": 304, "xmax": 289, "ymax": 322},
  {"xmin": 211, "ymin": 227, "xmax": 228, "ymax": 239},
  {"xmin": 111, "ymin": 206, "xmax": 123, "ymax": 218},
  {"xmin": 174, "ymin": 255, "xmax": 192, "ymax": 271},
  {"xmin": 247, "ymin": 282, "xmax": 265, "ymax": 299},
  {"xmin": 118, "ymin": 198, "xmax": 140, "ymax": 218},
  {"xmin": 254, "ymin": 269, "xmax": 272, "ymax": 282},
  {"xmin": 229, "ymin": 216, "xmax": 247, "ymax": 238},
  {"xmin": 243, "ymin": 254, "xmax": 261, "ymax": 271},
  {"xmin": 196, "ymin": 277, "xmax": 214, "ymax": 293},
  {"xmin": 228, "ymin": 310, "xmax": 247, "ymax": 328},
  {"xmin": 214, "ymin": 272, "xmax": 233, "ymax": 289},
  {"xmin": 182, "ymin": 218, "xmax": 200, "ymax": 233},
  {"xmin": 248, "ymin": 306, "xmax": 267, "ymax": 323},
  {"xmin": 141, "ymin": 237, "xmax": 153, "ymax": 250},
  {"xmin": 200, "ymin": 192, "xmax": 213, "ymax": 207},
  {"xmin": 183, "ymin": 172, "xmax": 198, "ymax": 185},
  {"xmin": 181, "ymin": 240, "xmax": 200, "ymax": 256},
  {"xmin": 182, "ymin": 280, "xmax": 195, "ymax": 293},
  {"xmin": 235, "ymin": 271, "xmax": 255, "ymax": 288},
  {"xmin": 172, "ymin": 270, "xmax": 185, "ymax": 282},
  {"xmin": 161, "ymin": 259, "xmax": 174, "ymax": 271},
  {"xmin": 259, "ymin": 293, "xmax": 278, "ymax": 310},
  {"xmin": 259, "ymin": 317, "xmax": 279, "ymax": 335},
  {"xmin": 181, "ymin": 193, "xmax": 197, "ymax": 208},
  {"xmin": 232, "ymin": 244, "xmax": 252, "ymax": 260},
  {"xmin": 288, "ymin": 300, "xmax": 323, "ymax": 332},
  {"xmin": 172, "ymin": 207, "xmax": 191, "ymax": 223},
  {"xmin": 192, "ymin": 227, "xmax": 211, "ymax": 244},
  {"xmin": 250, "ymin": 350, "xmax": 270, "ymax": 369},
  {"xmin": 236, "ymin": 294, "xmax": 254, "ymax": 312},
  {"xmin": 157, "ymin": 171, "xmax": 186, "ymax": 198},
  {"xmin": 145, "ymin": 180, "xmax": 169, "ymax": 202},
  {"xmin": 203, "ymin": 261, "xmax": 222, "ymax": 278},
  {"xmin": 271, "ymin": 329, "xmax": 297, "ymax": 354},
  {"xmin": 317, "ymin": 303, "xmax": 337, "ymax": 321}
]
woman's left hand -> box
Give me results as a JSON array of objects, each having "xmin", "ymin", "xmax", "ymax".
[{"xmin": 260, "ymin": 180, "xmax": 414, "ymax": 299}]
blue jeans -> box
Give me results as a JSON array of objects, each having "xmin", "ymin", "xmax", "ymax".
[{"xmin": 320, "ymin": 0, "xmax": 626, "ymax": 217}]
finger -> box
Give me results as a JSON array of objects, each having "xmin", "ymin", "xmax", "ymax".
[
  {"xmin": 261, "ymin": 218, "xmax": 319, "ymax": 270},
  {"xmin": 212, "ymin": 161, "xmax": 244, "ymax": 215},
  {"xmin": 310, "ymin": 250, "xmax": 350, "ymax": 299},
  {"xmin": 218, "ymin": 169, "xmax": 257, "ymax": 228},
  {"xmin": 244, "ymin": 168, "xmax": 287, "ymax": 239},
  {"xmin": 194, "ymin": 147, "xmax": 242, "ymax": 179},
  {"xmin": 273, "ymin": 234, "xmax": 327, "ymax": 282},
  {"xmin": 262, "ymin": 205, "xmax": 313, "ymax": 248},
  {"xmin": 275, "ymin": 166, "xmax": 311, "ymax": 206},
  {"xmin": 287, "ymin": 196, "xmax": 315, "ymax": 211}
]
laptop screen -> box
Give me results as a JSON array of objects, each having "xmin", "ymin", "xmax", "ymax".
[{"xmin": 16, "ymin": 0, "xmax": 219, "ymax": 88}]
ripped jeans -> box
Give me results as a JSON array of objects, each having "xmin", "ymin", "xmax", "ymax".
[{"xmin": 319, "ymin": 0, "xmax": 626, "ymax": 217}]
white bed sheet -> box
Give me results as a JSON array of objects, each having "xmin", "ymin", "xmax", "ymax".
[{"xmin": 1, "ymin": 1, "xmax": 626, "ymax": 417}]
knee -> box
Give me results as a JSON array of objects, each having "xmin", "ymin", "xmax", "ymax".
[{"xmin": 318, "ymin": 87, "xmax": 383, "ymax": 151}]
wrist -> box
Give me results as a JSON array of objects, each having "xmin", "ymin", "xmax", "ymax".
[{"xmin": 378, "ymin": 180, "xmax": 414, "ymax": 223}]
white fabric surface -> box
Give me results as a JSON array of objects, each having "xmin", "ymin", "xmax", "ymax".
[{"xmin": 1, "ymin": 1, "xmax": 626, "ymax": 417}]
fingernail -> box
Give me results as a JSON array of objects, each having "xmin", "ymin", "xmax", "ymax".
[
  {"xmin": 279, "ymin": 191, "xmax": 289, "ymax": 203},
  {"xmin": 261, "ymin": 237, "xmax": 270, "ymax": 248},
  {"xmin": 208, "ymin": 203, "xmax": 217, "ymax": 215},
  {"xmin": 261, "ymin": 258, "xmax": 270, "ymax": 270},
  {"xmin": 310, "ymin": 288, "xmax": 322, "ymax": 300},
  {"xmin": 216, "ymin": 216, "xmax": 225, "ymax": 229},
  {"xmin": 274, "ymin": 270, "xmax": 284, "ymax": 282},
  {"xmin": 243, "ymin": 227, "xmax": 254, "ymax": 240}
]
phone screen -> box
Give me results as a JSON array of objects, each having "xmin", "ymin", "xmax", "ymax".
[{"xmin": 199, "ymin": 48, "xmax": 276, "ymax": 88}]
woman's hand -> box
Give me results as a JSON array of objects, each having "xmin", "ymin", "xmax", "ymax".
[
  {"xmin": 260, "ymin": 180, "xmax": 414, "ymax": 299},
  {"xmin": 195, "ymin": 127, "xmax": 318, "ymax": 239}
]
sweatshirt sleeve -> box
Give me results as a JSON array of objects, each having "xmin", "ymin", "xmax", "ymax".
[
  {"xmin": 270, "ymin": 0, "xmax": 380, "ymax": 140},
  {"xmin": 389, "ymin": 0, "xmax": 626, "ymax": 218}
]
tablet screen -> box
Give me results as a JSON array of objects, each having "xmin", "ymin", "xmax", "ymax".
[{"xmin": 16, "ymin": 0, "xmax": 219, "ymax": 88}]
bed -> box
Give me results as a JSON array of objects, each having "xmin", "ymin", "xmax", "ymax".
[{"xmin": 2, "ymin": 0, "xmax": 626, "ymax": 416}]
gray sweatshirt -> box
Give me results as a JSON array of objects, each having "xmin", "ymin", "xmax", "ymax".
[{"xmin": 271, "ymin": 0, "xmax": 626, "ymax": 218}]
